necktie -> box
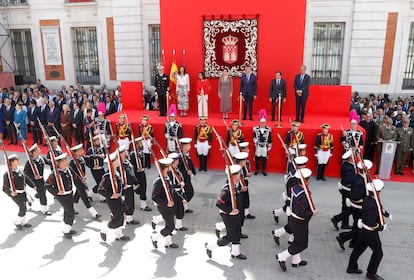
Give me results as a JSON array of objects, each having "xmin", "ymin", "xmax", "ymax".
[
  {"xmin": 247, "ymin": 74, "xmax": 250, "ymax": 82},
  {"xmin": 405, "ymin": 128, "xmax": 407, "ymax": 134},
  {"xmin": 277, "ymin": 79, "xmax": 280, "ymax": 86},
  {"xmin": 300, "ymin": 75, "xmax": 304, "ymax": 82}
]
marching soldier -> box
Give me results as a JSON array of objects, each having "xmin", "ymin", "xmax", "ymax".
[
  {"xmin": 151, "ymin": 158, "xmax": 179, "ymax": 249},
  {"xmin": 138, "ymin": 115, "xmax": 154, "ymax": 169},
  {"xmin": 194, "ymin": 116, "xmax": 212, "ymax": 172},
  {"xmin": 341, "ymin": 119, "xmax": 364, "ymax": 153},
  {"xmin": 165, "ymin": 106, "xmax": 183, "ymax": 153},
  {"xmin": 24, "ymin": 143, "xmax": 51, "ymax": 215},
  {"xmin": 99, "ymin": 152, "xmax": 130, "ymax": 241},
  {"xmin": 314, "ymin": 123, "xmax": 334, "ymax": 181},
  {"xmin": 48, "ymin": 136, "xmax": 63, "ymax": 156},
  {"xmin": 154, "ymin": 65, "xmax": 170, "ymax": 116},
  {"xmin": 276, "ymin": 168, "xmax": 313, "ymax": 271},
  {"xmin": 45, "ymin": 153, "xmax": 77, "ymax": 239},
  {"xmin": 226, "ymin": 119, "xmax": 244, "ymax": 157},
  {"xmin": 116, "ymin": 114, "xmax": 131, "ymax": 150},
  {"xmin": 331, "ymin": 150, "xmax": 355, "ymax": 231},
  {"xmin": 375, "ymin": 116, "xmax": 397, "ymax": 174},
  {"xmin": 205, "ymin": 164, "xmax": 247, "ymax": 260},
  {"xmin": 178, "ymin": 137, "xmax": 196, "ymax": 213},
  {"xmin": 253, "ymin": 117, "xmax": 272, "ymax": 176},
  {"xmin": 235, "ymin": 151, "xmax": 255, "ymax": 222},
  {"xmin": 85, "ymin": 135, "xmax": 106, "ymax": 201},
  {"xmin": 95, "ymin": 111, "xmax": 112, "ymax": 149},
  {"xmin": 3, "ymin": 154, "xmax": 33, "ymax": 230},
  {"xmin": 394, "ymin": 118, "xmax": 414, "ymax": 175}
]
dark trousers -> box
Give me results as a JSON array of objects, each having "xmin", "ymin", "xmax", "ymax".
[
  {"xmin": 333, "ymin": 191, "xmax": 352, "ymax": 227},
  {"xmin": 34, "ymin": 179, "xmax": 47, "ymax": 206},
  {"xmin": 183, "ymin": 178, "xmax": 194, "ymax": 202},
  {"xmin": 363, "ymin": 143, "xmax": 375, "ymax": 162},
  {"xmin": 255, "ymin": 157, "xmax": 267, "ymax": 172},
  {"xmin": 158, "ymin": 94, "xmax": 167, "ymax": 116},
  {"xmin": 74, "ymin": 185, "xmax": 91, "ymax": 209},
  {"xmin": 56, "ymin": 194, "xmax": 75, "ymax": 225},
  {"xmin": 339, "ymin": 208, "xmax": 362, "ymax": 245},
  {"xmin": 6, "ymin": 122, "xmax": 17, "ymax": 143},
  {"xmin": 174, "ymin": 192, "xmax": 185, "ymax": 219},
  {"xmin": 11, "ymin": 193, "xmax": 27, "ymax": 217},
  {"xmin": 198, "ymin": 155, "xmax": 208, "ymax": 171},
  {"xmin": 241, "ymin": 189, "xmax": 250, "ymax": 209},
  {"xmin": 134, "ymin": 171, "xmax": 147, "ymax": 201},
  {"xmin": 347, "ymin": 230, "xmax": 383, "ymax": 276},
  {"xmin": 143, "ymin": 153, "xmax": 151, "ymax": 169},
  {"xmin": 287, "ymin": 216, "xmax": 309, "ymax": 255},
  {"xmin": 123, "ymin": 187, "xmax": 135, "ymax": 216},
  {"xmin": 243, "ymin": 94, "xmax": 254, "ymax": 120},
  {"xmin": 107, "ymin": 197, "xmax": 124, "ymax": 229},
  {"xmin": 62, "ymin": 130, "xmax": 73, "ymax": 147},
  {"xmin": 74, "ymin": 127, "xmax": 84, "ymax": 145},
  {"xmin": 218, "ymin": 212, "xmax": 241, "ymax": 245},
  {"xmin": 158, "ymin": 205, "xmax": 176, "ymax": 237},
  {"xmin": 271, "ymin": 98, "xmax": 283, "ymax": 121},
  {"xmin": 32, "ymin": 126, "xmax": 43, "ymax": 144},
  {"xmin": 295, "ymin": 94, "xmax": 308, "ymax": 122},
  {"xmin": 237, "ymin": 194, "xmax": 245, "ymax": 227},
  {"xmin": 91, "ymin": 168, "xmax": 105, "ymax": 190},
  {"xmin": 284, "ymin": 223, "xmax": 293, "ymax": 234}
]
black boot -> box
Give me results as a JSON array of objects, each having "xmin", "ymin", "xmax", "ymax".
[
  {"xmin": 316, "ymin": 164, "xmax": 321, "ymax": 181},
  {"xmin": 203, "ymin": 155, "xmax": 208, "ymax": 171},
  {"xmin": 262, "ymin": 158, "xmax": 267, "ymax": 176},
  {"xmin": 255, "ymin": 157, "xmax": 260, "ymax": 175},
  {"xmin": 198, "ymin": 155, "xmax": 204, "ymax": 171},
  {"xmin": 320, "ymin": 164, "xmax": 326, "ymax": 181}
]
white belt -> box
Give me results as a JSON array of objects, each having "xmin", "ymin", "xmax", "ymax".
[
  {"xmin": 357, "ymin": 219, "xmax": 376, "ymax": 231},
  {"xmin": 124, "ymin": 184, "xmax": 133, "ymax": 190},
  {"xmin": 291, "ymin": 212, "xmax": 305, "ymax": 221},
  {"xmin": 61, "ymin": 190, "xmax": 73, "ymax": 195},
  {"xmin": 346, "ymin": 198, "xmax": 362, "ymax": 209},
  {"xmin": 15, "ymin": 189, "xmax": 25, "ymax": 194}
]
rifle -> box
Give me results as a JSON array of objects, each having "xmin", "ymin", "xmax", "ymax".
[
  {"xmin": 2, "ymin": 143, "xmax": 17, "ymax": 193},
  {"xmin": 340, "ymin": 124, "xmax": 357, "ymax": 172},
  {"xmin": 125, "ymin": 114, "xmax": 143, "ymax": 172},
  {"xmin": 277, "ymin": 133, "xmax": 316, "ymax": 213},
  {"xmin": 150, "ymin": 142, "xmax": 174, "ymax": 204},
  {"xmin": 152, "ymin": 137, "xmax": 184, "ymax": 186},
  {"xmin": 175, "ymin": 137, "xmax": 191, "ymax": 174}
]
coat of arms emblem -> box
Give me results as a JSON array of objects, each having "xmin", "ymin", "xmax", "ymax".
[{"xmin": 222, "ymin": 35, "xmax": 238, "ymax": 64}]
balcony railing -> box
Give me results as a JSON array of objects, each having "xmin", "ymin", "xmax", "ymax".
[
  {"xmin": 65, "ymin": 0, "xmax": 96, "ymax": 3},
  {"xmin": 0, "ymin": 0, "xmax": 28, "ymax": 6}
]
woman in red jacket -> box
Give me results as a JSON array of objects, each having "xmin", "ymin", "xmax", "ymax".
[{"xmin": 196, "ymin": 72, "xmax": 211, "ymax": 117}]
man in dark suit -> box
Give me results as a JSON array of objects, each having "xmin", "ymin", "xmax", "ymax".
[
  {"xmin": 269, "ymin": 71, "xmax": 287, "ymax": 122},
  {"xmin": 104, "ymin": 95, "xmax": 116, "ymax": 116},
  {"xmin": 154, "ymin": 66, "xmax": 170, "ymax": 116},
  {"xmin": 360, "ymin": 113, "xmax": 377, "ymax": 162},
  {"xmin": 294, "ymin": 65, "xmax": 310, "ymax": 123},
  {"xmin": 46, "ymin": 100, "xmax": 60, "ymax": 137},
  {"xmin": 2, "ymin": 98, "xmax": 17, "ymax": 144},
  {"xmin": 27, "ymin": 100, "xmax": 42, "ymax": 145},
  {"xmin": 72, "ymin": 102, "xmax": 84, "ymax": 145},
  {"xmin": 240, "ymin": 65, "xmax": 257, "ymax": 121}
]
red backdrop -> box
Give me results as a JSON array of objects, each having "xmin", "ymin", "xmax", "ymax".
[
  {"xmin": 160, "ymin": 0, "xmax": 307, "ymax": 118},
  {"xmin": 121, "ymin": 81, "xmax": 143, "ymax": 111}
]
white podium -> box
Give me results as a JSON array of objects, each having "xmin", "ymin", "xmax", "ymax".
[{"xmin": 379, "ymin": 140, "xmax": 398, "ymax": 179}]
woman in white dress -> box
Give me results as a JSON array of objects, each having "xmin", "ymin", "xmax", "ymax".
[{"xmin": 176, "ymin": 66, "xmax": 190, "ymax": 117}]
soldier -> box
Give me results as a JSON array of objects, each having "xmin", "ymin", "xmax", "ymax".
[
  {"xmin": 49, "ymin": 136, "xmax": 63, "ymax": 156},
  {"xmin": 138, "ymin": 115, "xmax": 154, "ymax": 169},
  {"xmin": 154, "ymin": 65, "xmax": 170, "ymax": 116},
  {"xmin": 85, "ymin": 135, "xmax": 106, "ymax": 202},
  {"xmin": 164, "ymin": 106, "xmax": 183, "ymax": 153},
  {"xmin": 116, "ymin": 114, "xmax": 131, "ymax": 150},
  {"xmin": 130, "ymin": 137, "xmax": 152, "ymax": 211},
  {"xmin": 24, "ymin": 143, "xmax": 51, "ymax": 215},
  {"xmin": 285, "ymin": 121, "xmax": 304, "ymax": 157},
  {"xmin": 45, "ymin": 153, "xmax": 77, "ymax": 239},
  {"xmin": 194, "ymin": 116, "xmax": 212, "ymax": 172},
  {"xmin": 151, "ymin": 158, "xmax": 179, "ymax": 249},
  {"xmin": 3, "ymin": 154, "xmax": 32, "ymax": 230},
  {"xmin": 253, "ymin": 117, "xmax": 272, "ymax": 176},
  {"xmin": 276, "ymin": 168, "xmax": 314, "ymax": 271},
  {"xmin": 341, "ymin": 119, "xmax": 364, "ymax": 153},
  {"xmin": 314, "ymin": 123, "xmax": 334, "ymax": 181},
  {"xmin": 234, "ymin": 152, "xmax": 255, "ymax": 223},
  {"xmin": 98, "ymin": 152, "xmax": 130, "ymax": 241},
  {"xmin": 205, "ymin": 164, "xmax": 247, "ymax": 260},
  {"xmin": 331, "ymin": 151, "xmax": 355, "ymax": 230},
  {"xmin": 226, "ymin": 119, "xmax": 244, "ymax": 157},
  {"xmin": 118, "ymin": 145, "xmax": 140, "ymax": 225},
  {"xmin": 95, "ymin": 111, "xmax": 112, "ymax": 149},
  {"xmin": 178, "ymin": 137, "xmax": 196, "ymax": 213},
  {"xmin": 375, "ymin": 116, "xmax": 397, "ymax": 174},
  {"xmin": 394, "ymin": 118, "xmax": 414, "ymax": 175}
]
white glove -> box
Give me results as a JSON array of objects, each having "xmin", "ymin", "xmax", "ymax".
[
  {"xmin": 194, "ymin": 144, "xmax": 197, "ymax": 149},
  {"xmin": 357, "ymin": 219, "xmax": 363, "ymax": 229},
  {"xmin": 282, "ymin": 192, "xmax": 288, "ymax": 202},
  {"xmin": 286, "ymin": 206, "xmax": 292, "ymax": 216},
  {"xmin": 337, "ymin": 182, "xmax": 343, "ymax": 190},
  {"xmin": 345, "ymin": 198, "xmax": 351, "ymax": 207},
  {"xmin": 383, "ymin": 224, "xmax": 387, "ymax": 231},
  {"xmin": 388, "ymin": 214, "xmax": 393, "ymax": 221}
]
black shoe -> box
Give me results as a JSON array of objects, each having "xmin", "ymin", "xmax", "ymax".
[
  {"xmin": 231, "ymin": 254, "xmax": 247, "ymax": 260},
  {"xmin": 116, "ymin": 236, "xmax": 130, "ymax": 241},
  {"xmin": 74, "ymin": 211, "xmax": 79, "ymax": 215},
  {"xmin": 273, "ymin": 210, "xmax": 279, "ymax": 224},
  {"xmin": 176, "ymin": 227, "xmax": 188, "ymax": 231},
  {"xmin": 95, "ymin": 214, "xmax": 102, "ymax": 220},
  {"xmin": 321, "ymin": 177, "xmax": 326, "ymax": 181},
  {"xmin": 341, "ymin": 225, "xmax": 352, "ymax": 230},
  {"xmin": 87, "ymin": 197, "xmax": 93, "ymax": 203},
  {"xmin": 240, "ymin": 233, "xmax": 248, "ymax": 239},
  {"xmin": 262, "ymin": 171, "xmax": 267, "ymax": 176},
  {"xmin": 93, "ymin": 186, "xmax": 98, "ymax": 193},
  {"xmin": 64, "ymin": 232, "xmax": 72, "ymax": 239},
  {"xmin": 331, "ymin": 217, "xmax": 339, "ymax": 230},
  {"xmin": 292, "ymin": 260, "xmax": 307, "ymax": 267},
  {"xmin": 276, "ymin": 254, "xmax": 286, "ymax": 271},
  {"xmin": 215, "ymin": 229, "xmax": 220, "ymax": 238},
  {"xmin": 151, "ymin": 238, "xmax": 158, "ymax": 249},
  {"xmin": 366, "ymin": 273, "xmax": 384, "ymax": 280},
  {"xmin": 245, "ymin": 214, "xmax": 255, "ymax": 219},
  {"xmin": 336, "ymin": 236, "xmax": 345, "ymax": 251},
  {"xmin": 23, "ymin": 223, "xmax": 32, "ymax": 228},
  {"xmin": 316, "ymin": 177, "xmax": 320, "ymax": 181},
  {"xmin": 43, "ymin": 211, "xmax": 52, "ymax": 216},
  {"xmin": 165, "ymin": 243, "xmax": 179, "ymax": 249},
  {"xmin": 272, "ymin": 230, "xmax": 280, "ymax": 246},
  {"xmin": 141, "ymin": 206, "xmax": 152, "ymax": 211},
  {"xmin": 100, "ymin": 199, "xmax": 107, "ymax": 203},
  {"xmin": 346, "ymin": 268, "xmax": 363, "ymax": 274},
  {"xmin": 69, "ymin": 230, "xmax": 77, "ymax": 235},
  {"xmin": 35, "ymin": 193, "xmax": 39, "ymax": 199},
  {"xmin": 15, "ymin": 224, "xmax": 23, "ymax": 230},
  {"xmin": 205, "ymin": 243, "xmax": 212, "ymax": 258},
  {"xmin": 185, "ymin": 209, "xmax": 193, "ymax": 214},
  {"xmin": 400, "ymin": 172, "xmax": 404, "ymax": 176},
  {"xmin": 254, "ymin": 171, "xmax": 258, "ymax": 175},
  {"xmin": 126, "ymin": 220, "xmax": 140, "ymax": 225},
  {"xmin": 100, "ymin": 232, "xmax": 107, "ymax": 241},
  {"xmin": 151, "ymin": 222, "xmax": 156, "ymax": 230},
  {"xmin": 198, "ymin": 168, "xmax": 203, "ymax": 172}
]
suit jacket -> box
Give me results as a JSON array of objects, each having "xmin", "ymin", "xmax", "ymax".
[
  {"xmin": 72, "ymin": 109, "xmax": 83, "ymax": 128},
  {"xmin": 154, "ymin": 73, "xmax": 169, "ymax": 95},
  {"xmin": 2, "ymin": 105, "xmax": 15, "ymax": 122},
  {"xmin": 38, "ymin": 104, "xmax": 48, "ymax": 125},
  {"xmin": 27, "ymin": 106, "xmax": 40, "ymax": 127},
  {"xmin": 269, "ymin": 78, "xmax": 287, "ymax": 99},
  {"xmin": 294, "ymin": 73, "xmax": 310, "ymax": 96},
  {"xmin": 359, "ymin": 120, "xmax": 377, "ymax": 144},
  {"xmin": 240, "ymin": 73, "xmax": 257, "ymax": 97},
  {"xmin": 104, "ymin": 102, "xmax": 116, "ymax": 116},
  {"xmin": 46, "ymin": 107, "xmax": 61, "ymax": 127}
]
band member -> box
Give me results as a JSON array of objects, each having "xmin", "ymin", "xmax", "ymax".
[
  {"xmin": 205, "ymin": 164, "xmax": 247, "ymax": 260},
  {"xmin": 294, "ymin": 65, "xmax": 310, "ymax": 123},
  {"xmin": 70, "ymin": 144, "xmax": 101, "ymax": 219},
  {"xmin": 24, "ymin": 143, "xmax": 51, "ymax": 215},
  {"xmin": 178, "ymin": 137, "xmax": 196, "ymax": 213},
  {"xmin": 395, "ymin": 118, "xmax": 414, "ymax": 175},
  {"xmin": 269, "ymin": 71, "xmax": 287, "ymax": 121},
  {"xmin": 314, "ymin": 123, "xmax": 334, "ymax": 181},
  {"xmin": 197, "ymin": 72, "xmax": 211, "ymax": 117},
  {"xmin": 194, "ymin": 116, "xmax": 212, "ymax": 172},
  {"xmin": 151, "ymin": 158, "xmax": 179, "ymax": 249},
  {"xmin": 240, "ymin": 65, "xmax": 257, "ymax": 121},
  {"xmin": 119, "ymin": 145, "xmax": 140, "ymax": 225},
  {"xmin": 375, "ymin": 116, "xmax": 397, "ymax": 174},
  {"xmin": 45, "ymin": 153, "xmax": 77, "ymax": 239},
  {"xmin": 285, "ymin": 121, "xmax": 304, "ymax": 156},
  {"xmin": 138, "ymin": 115, "xmax": 154, "ymax": 169},
  {"xmin": 3, "ymin": 154, "xmax": 32, "ymax": 230},
  {"xmin": 85, "ymin": 135, "xmax": 106, "ymax": 201},
  {"xmin": 116, "ymin": 114, "xmax": 131, "ymax": 150},
  {"xmin": 341, "ymin": 119, "xmax": 364, "ymax": 152},
  {"xmin": 276, "ymin": 168, "xmax": 313, "ymax": 271},
  {"xmin": 130, "ymin": 137, "xmax": 152, "ymax": 211},
  {"xmin": 154, "ymin": 65, "xmax": 170, "ymax": 116},
  {"xmin": 95, "ymin": 111, "xmax": 112, "ymax": 149},
  {"xmin": 98, "ymin": 152, "xmax": 130, "ymax": 241},
  {"xmin": 226, "ymin": 119, "xmax": 244, "ymax": 157},
  {"xmin": 253, "ymin": 116, "xmax": 272, "ymax": 176},
  {"xmin": 347, "ymin": 179, "xmax": 390, "ymax": 280},
  {"xmin": 165, "ymin": 105, "xmax": 183, "ymax": 153},
  {"xmin": 331, "ymin": 151, "xmax": 354, "ymax": 231}
]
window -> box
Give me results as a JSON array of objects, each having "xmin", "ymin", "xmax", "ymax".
[
  {"xmin": 72, "ymin": 26, "xmax": 100, "ymax": 85},
  {"xmin": 65, "ymin": 0, "xmax": 95, "ymax": 3},
  {"xmin": 311, "ymin": 22, "xmax": 345, "ymax": 85},
  {"xmin": 0, "ymin": 0, "xmax": 27, "ymax": 5},
  {"xmin": 403, "ymin": 23, "xmax": 414, "ymax": 89},
  {"xmin": 149, "ymin": 24, "xmax": 161, "ymax": 85},
  {"xmin": 11, "ymin": 29, "xmax": 36, "ymax": 84}
]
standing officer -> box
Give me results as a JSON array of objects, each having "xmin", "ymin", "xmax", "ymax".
[
  {"xmin": 240, "ymin": 65, "xmax": 257, "ymax": 121},
  {"xmin": 293, "ymin": 65, "xmax": 310, "ymax": 123},
  {"xmin": 253, "ymin": 117, "xmax": 272, "ymax": 176},
  {"xmin": 154, "ymin": 66, "xmax": 170, "ymax": 116},
  {"xmin": 138, "ymin": 115, "xmax": 154, "ymax": 168},
  {"xmin": 394, "ymin": 118, "xmax": 414, "ymax": 175},
  {"xmin": 194, "ymin": 116, "xmax": 212, "ymax": 172},
  {"xmin": 375, "ymin": 116, "xmax": 397, "ymax": 174},
  {"xmin": 226, "ymin": 119, "xmax": 244, "ymax": 157},
  {"xmin": 269, "ymin": 71, "xmax": 287, "ymax": 121},
  {"xmin": 314, "ymin": 123, "xmax": 334, "ymax": 181}
]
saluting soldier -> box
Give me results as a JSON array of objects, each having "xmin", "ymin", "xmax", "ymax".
[
  {"xmin": 178, "ymin": 137, "xmax": 196, "ymax": 213},
  {"xmin": 194, "ymin": 116, "xmax": 212, "ymax": 172},
  {"xmin": 3, "ymin": 154, "xmax": 33, "ymax": 230},
  {"xmin": 341, "ymin": 119, "xmax": 364, "ymax": 152},
  {"xmin": 154, "ymin": 65, "xmax": 170, "ymax": 116},
  {"xmin": 24, "ymin": 143, "xmax": 51, "ymax": 215},
  {"xmin": 375, "ymin": 116, "xmax": 397, "ymax": 174},
  {"xmin": 253, "ymin": 117, "xmax": 272, "ymax": 176},
  {"xmin": 164, "ymin": 107, "xmax": 183, "ymax": 153},
  {"xmin": 226, "ymin": 119, "xmax": 244, "ymax": 157},
  {"xmin": 314, "ymin": 123, "xmax": 334, "ymax": 181},
  {"xmin": 138, "ymin": 115, "xmax": 154, "ymax": 168},
  {"xmin": 394, "ymin": 118, "xmax": 414, "ymax": 175},
  {"xmin": 85, "ymin": 135, "xmax": 106, "ymax": 201},
  {"xmin": 116, "ymin": 114, "xmax": 131, "ymax": 150}
]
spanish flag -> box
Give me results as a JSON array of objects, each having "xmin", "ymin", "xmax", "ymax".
[{"xmin": 169, "ymin": 50, "xmax": 178, "ymax": 102}]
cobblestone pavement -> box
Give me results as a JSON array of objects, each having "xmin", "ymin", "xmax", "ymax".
[{"xmin": 0, "ymin": 152, "xmax": 412, "ymax": 279}]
